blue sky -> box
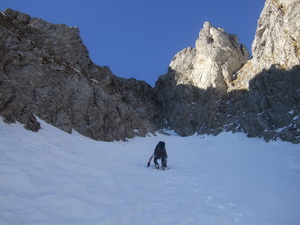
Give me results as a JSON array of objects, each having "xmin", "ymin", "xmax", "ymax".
[{"xmin": 2, "ymin": 0, "xmax": 265, "ymax": 86}]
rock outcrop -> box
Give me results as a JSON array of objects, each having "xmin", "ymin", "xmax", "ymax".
[
  {"xmin": 155, "ymin": 21, "xmax": 251, "ymax": 136},
  {"xmin": 169, "ymin": 22, "xmax": 250, "ymax": 92},
  {"xmin": 229, "ymin": 0, "xmax": 300, "ymax": 90},
  {"xmin": 1, "ymin": 0, "xmax": 299, "ymax": 144},
  {"xmin": 156, "ymin": 0, "xmax": 300, "ymax": 143},
  {"xmin": 0, "ymin": 8, "xmax": 161, "ymax": 141}
]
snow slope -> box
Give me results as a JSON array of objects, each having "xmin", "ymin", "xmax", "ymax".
[{"xmin": 0, "ymin": 118, "xmax": 300, "ymax": 225}]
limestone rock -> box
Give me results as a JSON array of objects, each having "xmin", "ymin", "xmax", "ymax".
[
  {"xmin": 0, "ymin": 8, "xmax": 161, "ymax": 141},
  {"xmin": 230, "ymin": 0, "xmax": 300, "ymax": 90},
  {"xmin": 169, "ymin": 21, "xmax": 250, "ymax": 92},
  {"xmin": 156, "ymin": 0, "xmax": 300, "ymax": 143},
  {"xmin": 1, "ymin": 2, "xmax": 299, "ymax": 144}
]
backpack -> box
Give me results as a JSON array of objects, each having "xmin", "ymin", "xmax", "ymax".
[{"xmin": 154, "ymin": 141, "xmax": 166, "ymax": 158}]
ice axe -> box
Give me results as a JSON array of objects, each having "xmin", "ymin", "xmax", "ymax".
[{"xmin": 147, "ymin": 156, "xmax": 153, "ymax": 168}]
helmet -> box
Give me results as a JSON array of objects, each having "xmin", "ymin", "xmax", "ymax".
[{"xmin": 158, "ymin": 141, "xmax": 165, "ymax": 147}]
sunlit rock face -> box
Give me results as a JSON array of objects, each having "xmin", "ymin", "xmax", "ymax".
[
  {"xmin": 169, "ymin": 21, "xmax": 250, "ymax": 92},
  {"xmin": 229, "ymin": 0, "xmax": 300, "ymax": 90}
]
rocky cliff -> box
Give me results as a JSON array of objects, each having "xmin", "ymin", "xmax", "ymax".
[
  {"xmin": 169, "ymin": 21, "xmax": 250, "ymax": 92},
  {"xmin": 229, "ymin": 0, "xmax": 300, "ymax": 90},
  {"xmin": 156, "ymin": 0, "xmax": 300, "ymax": 143},
  {"xmin": 0, "ymin": 8, "xmax": 162, "ymax": 141},
  {"xmin": 1, "ymin": 0, "xmax": 299, "ymax": 143}
]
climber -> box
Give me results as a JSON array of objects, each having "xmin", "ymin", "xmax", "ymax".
[{"xmin": 147, "ymin": 141, "xmax": 168, "ymax": 170}]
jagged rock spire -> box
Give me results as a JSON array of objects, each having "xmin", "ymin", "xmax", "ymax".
[{"xmin": 169, "ymin": 21, "xmax": 250, "ymax": 92}]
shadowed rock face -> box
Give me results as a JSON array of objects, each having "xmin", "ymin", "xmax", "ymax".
[
  {"xmin": 1, "ymin": 0, "xmax": 299, "ymax": 144},
  {"xmin": 0, "ymin": 8, "xmax": 162, "ymax": 141},
  {"xmin": 156, "ymin": 66, "xmax": 300, "ymax": 143}
]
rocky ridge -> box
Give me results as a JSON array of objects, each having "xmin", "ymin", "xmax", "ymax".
[
  {"xmin": 0, "ymin": 8, "xmax": 161, "ymax": 141},
  {"xmin": 0, "ymin": 0, "xmax": 299, "ymax": 143},
  {"xmin": 156, "ymin": 0, "xmax": 300, "ymax": 143}
]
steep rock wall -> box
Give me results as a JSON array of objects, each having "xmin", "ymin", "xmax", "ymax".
[
  {"xmin": 0, "ymin": 8, "xmax": 161, "ymax": 141},
  {"xmin": 156, "ymin": 0, "xmax": 300, "ymax": 143},
  {"xmin": 229, "ymin": 0, "xmax": 300, "ymax": 90},
  {"xmin": 1, "ymin": 0, "xmax": 299, "ymax": 144}
]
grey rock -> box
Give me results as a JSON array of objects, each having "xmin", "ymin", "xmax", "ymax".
[
  {"xmin": 1, "ymin": 1, "xmax": 299, "ymax": 144},
  {"xmin": 155, "ymin": 0, "xmax": 300, "ymax": 143},
  {"xmin": 229, "ymin": 0, "xmax": 300, "ymax": 90},
  {"xmin": 0, "ymin": 8, "xmax": 161, "ymax": 141},
  {"xmin": 169, "ymin": 21, "xmax": 250, "ymax": 92}
]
